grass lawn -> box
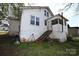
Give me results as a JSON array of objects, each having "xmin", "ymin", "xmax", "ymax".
[
  {"xmin": 0, "ymin": 40, "xmax": 79, "ymax": 56},
  {"xmin": 0, "ymin": 36, "xmax": 79, "ymax": 56},
  {"xmin": 16, "ymin": 41, "xmax": 79, "ymax": 56}
]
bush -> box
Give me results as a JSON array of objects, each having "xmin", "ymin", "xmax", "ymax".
[{"xmin": 67, "ymin": 35, "xmax": 73, "ymax": 41}]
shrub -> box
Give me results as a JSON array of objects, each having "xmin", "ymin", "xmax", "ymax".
[{"xmin": 67, "ymin": 35, "xmax": 73, "ymax": 41}]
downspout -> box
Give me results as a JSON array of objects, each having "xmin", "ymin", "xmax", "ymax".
[{"xmin": 61, "ymin": 12, "xmax": 63, "ymax": 32}]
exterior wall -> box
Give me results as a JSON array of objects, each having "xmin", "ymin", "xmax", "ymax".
[
  {"xmin": 49, "ymin": 24, "xmax": 67, "ymax": 42},
  {"xmin": 49, "ymin": 16, "xmax": 68, "ymax": 42},
  {"xmin": 43, "ymin": 9, "xmax": 52, "ymax": 31},
  {"xmin": 8, "ymin": 20, "xmax": 20, "ymax": 36},
  {"xmin": 20, "ymin": 8, "xmax": 52, "ymax": 42},
  {"xmin": 63, "ymin": 19, "xmax": 68, "ymax": 35}
]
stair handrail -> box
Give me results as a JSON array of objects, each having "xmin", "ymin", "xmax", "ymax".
[{"xmin": 28, "ymin": 33, "xmax": 35, "ymax": 41}]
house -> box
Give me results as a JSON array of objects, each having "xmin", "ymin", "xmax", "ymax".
[
  {"xmin": 20, "ymin": 6, "xmax": 54, "ymax": 42},
  {"xmin": 68, "ymin": 27, "xmax": 79, "ymax": 37},
  {"xmin": 0, "ymin": 17, "xmax": 20, "ymax": 36},
  {"xmin": 20, "ymin": 6, "xmax": 68, "ymax": 42},
  {"xmin": 7, "ymin": 18, "xmax": 20, "ymax": 36}
]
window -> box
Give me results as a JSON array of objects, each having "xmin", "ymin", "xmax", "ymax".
[
  {"xmin": 0, "ymin": 21, "xmax": 2, "ymax": 25},
  {"xmin": 44, "ymin": 10, "xmax": 49, "ymax": 17},
  {"xmin": 47, "ymin": 12, "xmax": 49, "ymax": 17},
  {"xmin": 45, "ymin": 20, "xmax": 47, "ymax": 26},
  {"xmin": 51, "ymin": 19, "xmax": 58, "ymax": 25},
  {"xmin": 36, "ymin": 17, "xmax": 40, "ymax": 26},
  {"xmin": 30, "ymin": 15, "xmax": 35, "ymax": 25},
  {"xmin": 65, "ymin": 20, "xmax": 66, "ymax": 25},
  {"xmin": 44, "ymin": 10, "xmax": 47, "ymax": 16},
  {"xmin": 59, "ymin": 19, "xmax": 63, "ymax": 25}
]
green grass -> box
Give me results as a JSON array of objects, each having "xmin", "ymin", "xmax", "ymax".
[
  {"xmin": 0, "ymin": 37, "xmax": 79, "ymax": 56},
  {"xmin": 16, "ymin": 41, "xmax": 79, "ymax": 56}
]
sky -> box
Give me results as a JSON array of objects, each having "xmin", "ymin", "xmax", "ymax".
[{"xmin": 25, "ymin": 0, "xmax": 79, "ymax": 27}]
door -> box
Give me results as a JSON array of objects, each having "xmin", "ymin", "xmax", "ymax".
[{"xmin": 47, "ymin": 20, "xmax": 52, "ymax": 30}]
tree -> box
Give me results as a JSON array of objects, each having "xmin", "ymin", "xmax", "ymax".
[
  {"xmin": 59, "ymin": 3, "xmax": 79, "ymax": 15},
  {"xmin": 0, "ymin": 3, "xmax": 24, "ymax": 20}
]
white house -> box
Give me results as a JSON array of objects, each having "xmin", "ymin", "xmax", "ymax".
[
  {"xmin": 20, "ymin": 6, "xmax": 53, "ymax": 42},
  {"xmin": 20, "ymin": 6, "xmax": 68, "ymax": 42}
]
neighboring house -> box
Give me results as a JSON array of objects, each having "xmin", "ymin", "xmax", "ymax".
[
  {"xmin": 8, "ymin": 18, "xmax": 20, "ymax": 36},
  {"xmin": 68, "ymin": 27, "xmax": 79, "ymax": 37},
  {"xmin": 20, "ymin": 6, "xmax": 68, "ymax": 42},
  {"xmin": 0, "ymin": 3, "xmax": 23, "ymax": 36},
  {"xmin": 0, "ymin": 18, "xmax": 20, "ymax": 36}
]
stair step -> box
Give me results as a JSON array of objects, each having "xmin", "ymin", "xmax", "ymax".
[{"xmin": 36, "ymin": 30, "xmax": 52, "ymax": 42}]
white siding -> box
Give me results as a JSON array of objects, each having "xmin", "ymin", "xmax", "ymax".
[
  {"xmin": 20, "ymin": 8, "xmax": 51, "ymax": 42},
  {"xmin": 49, "ymin": 16, "xmax": 68, "ymax": 42}
]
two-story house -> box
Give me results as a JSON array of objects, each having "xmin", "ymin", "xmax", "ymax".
[{"xmin": 20, "ymin": 6, "xmax": 68, "ymax": 42}]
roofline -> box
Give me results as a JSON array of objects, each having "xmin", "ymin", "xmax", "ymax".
[
  {"xmin": 21, "ymin": 6, "xmax": 54, "ymax": 16},
  {"xmin": 69, "ymin": 27, "xmax": 79, "ymax": 28},
  {"xmin": 46, "ymin": 14, "xmax": 68, "ymax": 21},
  {"xmin": 55, "ymin": 14, "xmax": 68, "ymax": 21}
]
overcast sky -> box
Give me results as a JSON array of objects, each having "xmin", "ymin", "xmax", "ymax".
[{"xmin": 25, "ymin": 0, "xmax": 79, "ymax": 27}]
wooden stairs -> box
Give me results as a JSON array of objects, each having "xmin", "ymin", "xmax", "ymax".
[{"xmin": 36, "ymin": 30, "xmax": 52, "ymax": 42}]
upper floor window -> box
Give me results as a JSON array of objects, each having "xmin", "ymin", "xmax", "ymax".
[
  {"xmin": 44, "ymin": 10, "xmax": 49, "ymax": 17},
  {"xmin": 44, "ymin": 10, "xmax": 47, "ymax": 16},
  {"xmin": 47, "ymin": 12, "xmax": 49, "ymax": 17},
  {"xmin": 36, "ymin": 17, "xmax": 40, "ymax": 26},
  {"xmin": 30, "ymin": 15, "xmax": 35, "ymax": 25}
]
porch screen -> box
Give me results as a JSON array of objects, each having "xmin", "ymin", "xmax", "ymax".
[
  {"xmin": 59, "ymin": 19, "xmax": 63, "ymax": 25},
  {"xmin": 51, "ymin": 19, "xmax": 58, "ymax": 25}
]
